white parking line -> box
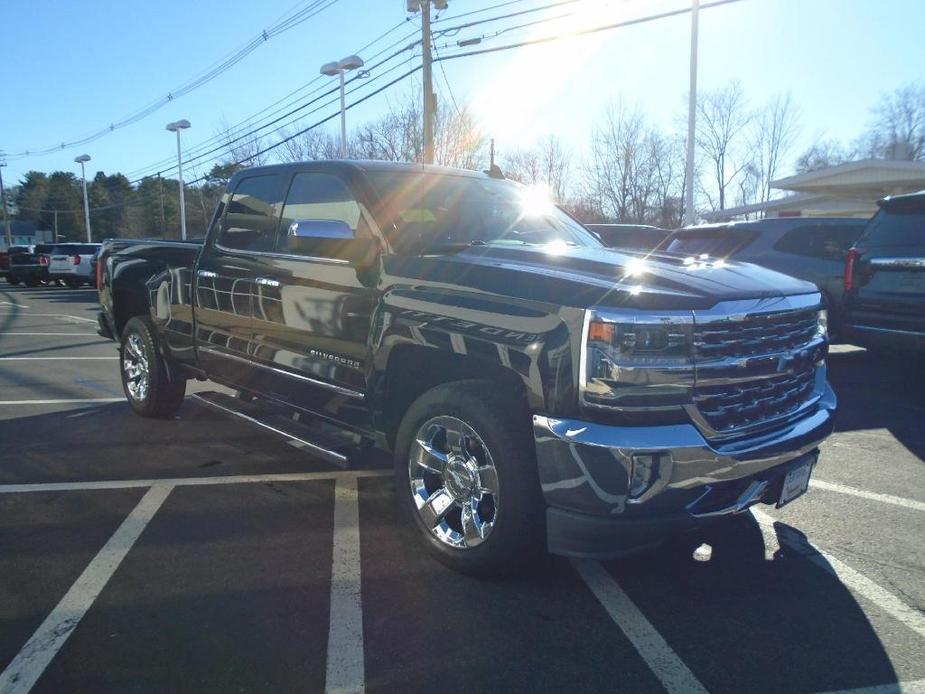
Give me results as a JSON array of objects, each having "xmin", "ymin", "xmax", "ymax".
[
  {"xmin": 0, "ymin": 398, "xmax": 123, "ymax": 406},
  {"xmin": 810, "ymin": 479, "xmax": 925, "ymax": 513},
  {"xmin": 325, "ymin": 476, "xmax": 365, "ymax": 694},
  {"xmin": 0, "ymin": 469, "xmax": 392, "ymax": 494},
  {"xmin": 814, "ymin": 678, "xmax": 925, "ymax": 693},
  {"xmin": 0, "ymin": 302, "xmax": 29, "ymax": 308},
  {"xmin": 572, "ymin": 559, "xmax": 709, "ymax": 694},
  {"xmin": 752, "ymin": 509, "xmax": 925, "ymax": 641},
  {"xmin": 0, "ymin": 357, "xmax": 118, "ymax": 361},
  {"xmin": 0, "ymin": 312, "xmax": 96, "ymax": 323},
  {"xmin": 0, "ymin": 485, "xmax": 173, "ymax": 694},
  {"xmin": 0, "ymin": 332, "xmax": 99, "ymax": 336}
]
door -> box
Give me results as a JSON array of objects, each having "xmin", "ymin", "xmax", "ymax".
[
  {"xmin": 195, "ymin": 172, "xmax": 286, "ymax": 388},
  {"xmin": 248, "ymin": 169, "xmax": 378, "ymax": 432},
  {"xmin": 848, "ymin": 202, "xmax": 925, "ymax": 335}
]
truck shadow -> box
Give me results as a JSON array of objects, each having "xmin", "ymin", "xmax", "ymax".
[{"xmin": 827, "ymin": 346, "xmax": 925, "ymax": 461}]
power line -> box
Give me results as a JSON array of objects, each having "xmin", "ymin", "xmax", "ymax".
[
  {"xmin": 434, "ymin": 0, "xmax": 744, "ymax": 62},
  {"xmin": 3, "ymin": 0, "xmax": 343, "ymax": 159},
  {"xmin": 121, "ymin": 22, "xmax": 422, "ymax": 182}
]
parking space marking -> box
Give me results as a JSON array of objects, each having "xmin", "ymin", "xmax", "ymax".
[
  {"xmin": 810, "ymin": 480, "xmax": 925, "ymax": 513},
  {"xmin": 0, "ymin": 470, "xmax": 392, "ymax": 494},
  {"xmin": 0, "ymin": 398, "xmax": 124, "ymax": 406},
  {"xmin": 752, "ymin": 509, "xmax": 925, "ymax": 641},
  {"xmin": 326, "ymin": 476, "xmax": 365, "ymax": 694},
  {"xmin": 0, "ymin": 333, "xmax": 99, "ymax": 337},
  {"xmin": 0, "ymin": 357, "xmax": 118, "ymax": 361},
  {"xmin": 0, "ymin": 312, "xmax": 96, "ymax": 323},
  {"xmin": 814, "ymin": 678, "xmax": 925, "ymax": 693},
  {"xmin": 0, "ymin": 485, "xmax": 173, "ymax": 694},
  {"xmin": 572, "ymin": 559, "xmax": 709, "ymax": 694},
  {"xmin": 0, "ymin": 302, "xmax": 29, "ymax": 308}
]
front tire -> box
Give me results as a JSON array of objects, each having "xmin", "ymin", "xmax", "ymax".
[
  {"xmin": 394, "ymin": 380, "xmax": 544, "ymax": 577},
  {"xmin": 120, "ymin": 316, "xmax": 187, "ymax": 418}
]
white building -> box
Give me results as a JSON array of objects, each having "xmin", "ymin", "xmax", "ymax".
[{"xmin": 703, "ymin": 158, "xmax": 925, "ymax": 222}]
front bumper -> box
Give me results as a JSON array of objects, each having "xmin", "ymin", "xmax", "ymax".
[{"xmin": 533, "ymin": 383, "xmax": 836, "ymax": 559}]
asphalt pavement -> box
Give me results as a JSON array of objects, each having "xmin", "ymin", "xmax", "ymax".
[{"xmin": 1, "ymin": 283, "xmax": 923, "ymax": 693}]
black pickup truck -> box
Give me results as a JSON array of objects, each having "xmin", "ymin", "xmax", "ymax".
[{"xmin": 98, "ymin": 160, "xmax": 836, "ymax": 576}]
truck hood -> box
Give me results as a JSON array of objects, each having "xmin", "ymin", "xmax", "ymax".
[{"xmin": 384, "ymin": 244, "xmax": 819, "ymax": 311}]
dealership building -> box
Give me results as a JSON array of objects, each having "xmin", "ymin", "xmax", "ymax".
[{"xmin": 703, "ymin": 158, "xmax": 925, "ymax": 222}]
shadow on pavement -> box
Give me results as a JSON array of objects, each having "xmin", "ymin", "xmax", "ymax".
[
  {"xmin": 603, "ymin": 513, "xmax": 899, "ymax": 693},
  {"xmin": 827, "ymin": 347, "xmax": 925, "ymax": 460}
]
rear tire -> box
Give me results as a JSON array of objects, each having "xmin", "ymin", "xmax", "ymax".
[
  {"xmin": 66, "ymin": 278, "xmax": 81, "ymax": 289},
  {"xmin": 6, "ymin": 275, "xmax": 19, "ymax": 286},
  {"xmin": 120, "ymin": 316, "xmax": 187, "ymax": 418},
  {"xmin": 394, "ymin": 380, "xmax": 544, "ymax": 577},
  {"xmin": 24, "ymin": 277, "xmax": 40, "ymax": 287}
]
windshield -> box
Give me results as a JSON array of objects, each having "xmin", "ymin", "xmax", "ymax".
[{"xmin": 366, "ymin": 171, "xmax": 602, "ymax": 255}]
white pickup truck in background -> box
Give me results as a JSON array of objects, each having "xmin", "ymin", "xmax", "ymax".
[{"xmin": 47, "ymin": 243, "xmax": 101, "ymax": 288}]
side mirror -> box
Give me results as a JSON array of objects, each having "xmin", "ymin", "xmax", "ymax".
[{"xmin": 286, "ymin": 219, "xmax": 379, "ymax": 266}]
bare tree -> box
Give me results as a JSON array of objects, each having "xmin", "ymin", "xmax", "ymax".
[
  {"xmin": 502, "ymin": 135, "xmax": 572, "ymax": 200},
  {"xmin": 696, "ymin": 81, "xmax": 753, "ymax": 211},
  {"xmin": 216, "ymin": 117, "xmax": 269, "ymax": 167},
  {"xmin": 276, "ymin": 128, "xmax": 340, "ymax": 162},
  {"xmin": 857, "ymin": 82, "xmax": 925, "ymax": 160},
  {"xmin": 749, "ymin": 93, "xmax": 801, "ymax": 202},
  {"xmin": 795, "ymin": 137, "xmax": 850, "ymax": 173},
  {"xmin": 585, "ymin": 103, "xmax": 684, "ymax": 226}
]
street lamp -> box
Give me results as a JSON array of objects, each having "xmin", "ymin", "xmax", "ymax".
[
  {"xmin": 74, "ymin": 154, "xmax": 92, "ymax": 242},
  {"xmin": 166, "ymin": 119, "xmax": 191, "ymax": 240},
  {"xmin": 320, "ymin": 55, "xmax": 365, "ymax": 158}
]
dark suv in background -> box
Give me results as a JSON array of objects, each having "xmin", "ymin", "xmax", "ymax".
[
  {"xmin": 843, "ymin": 191, "xmax": 925, "ymax": 352},
  {"xmin": 663, "ymin": 217, "xmax": 868, "ymax": 332}
]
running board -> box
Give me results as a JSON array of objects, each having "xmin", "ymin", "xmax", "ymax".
[{"xmin": 191, "ymin": 391, "xmax": 354, "ymax": 468}]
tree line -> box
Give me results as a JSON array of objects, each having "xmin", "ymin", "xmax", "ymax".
[{"xmin": 7, "ymin": 80, "xmax": 923, "ymax": 240}]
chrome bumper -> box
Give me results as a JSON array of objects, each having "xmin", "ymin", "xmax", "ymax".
[{"xmin": 533, "ymin": 382, "xmax": 836, "ymax": 520}]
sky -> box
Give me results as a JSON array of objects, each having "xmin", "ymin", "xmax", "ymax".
[{"xmin": 1, "ymin": 0, "xmax": 923, "ymax": 188}]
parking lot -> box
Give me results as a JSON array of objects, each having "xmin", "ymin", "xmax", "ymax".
[{"xmin": 0, "ymin": 283, "xmax": 923, "ymax": 694}]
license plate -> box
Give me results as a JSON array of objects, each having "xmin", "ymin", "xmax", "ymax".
[{"xmin": 778, "ymin": 457, "xmax": 816, "ymax": 508}]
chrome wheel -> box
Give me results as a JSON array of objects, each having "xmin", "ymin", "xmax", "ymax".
[
  {"xmin": 408, "ymin": 416, "xmax": 500, "ymax": 549},
  {"xmin": 122, "ymin": 333, "xmax": 150, "ymax": 402}
]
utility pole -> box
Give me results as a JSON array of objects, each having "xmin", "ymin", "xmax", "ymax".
[
  {"xmin": 490, "ymin": 139, "xmax": 495, "ymax": 168},
  {"xmin": 682, "ymin": 0, "xmax": 699, "ymax": 227},
  {"xmin": 0, "ymin": 160, "xmax": 12, "ymax": 249},
  {"xmin": 408, "ymin": 1, "xmax": 444, "ymax": 164},
  {"xmin": 157, "ymin": 172, "xmax": 166, "ymax": 236},
  {"xmin": 54, "ymin": 210, "xmax": 59, "ymax": 243},
  {"xmin": 421, "ymin": 0, "xmax": 435, "ymax": 165}
]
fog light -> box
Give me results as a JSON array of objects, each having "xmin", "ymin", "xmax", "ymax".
[{"xmin": 629, "ymin": 453, "xmax": 661, "ymax": 498}]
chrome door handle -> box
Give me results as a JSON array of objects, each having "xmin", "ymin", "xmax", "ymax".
[
  {"xmin": 256, "ymin": 277, "xmax": 280, "ymax": 287},
  {"xmin": 197, "ymin": 269, "xmax": 217, "ymax": 278}
]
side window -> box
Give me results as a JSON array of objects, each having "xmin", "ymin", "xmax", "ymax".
[
  {"xmin": 277, "ymin": 172, "xmax": 366, "ymax": 257},
  {"xmin": 774, "ymin": 225, "xmax": 864, "ymax": 260},
  {"xmin": 216, "ymin": 175, "xmax": 284, "ymax": 252},
  {"xmin": 773, "ymin": 226, "xmax": 818, "ymax": 257}
]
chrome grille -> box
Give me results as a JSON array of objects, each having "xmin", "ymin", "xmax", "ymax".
[
  {"xmin": 694, "ymin": 309, "xmax": 818, "ymax": 360},
  {"xmin": 694, "ymin": 365, "xmax": 816, "ymax": 434}
]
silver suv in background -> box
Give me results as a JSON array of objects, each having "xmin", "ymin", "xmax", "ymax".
[{"xmin": 48, "ymin": 243, "xmax": 101, "ymax": 288}]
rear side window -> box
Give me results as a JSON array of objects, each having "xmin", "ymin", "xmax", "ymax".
[
  {"xmin": 858, "ymin": 207, "xmax": 925, "ymax": 248},
  {"xmin": 217, "ymin": 174, "xmax": 285, "ymax": 252},
  {"xmin": 773, "ymin": 224, "xmax": 865, "ymax": 260}
]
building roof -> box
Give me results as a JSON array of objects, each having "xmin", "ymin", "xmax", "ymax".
[{"xmin": 772, "ymin": 158, "xmax": 925, "ymax": 197}]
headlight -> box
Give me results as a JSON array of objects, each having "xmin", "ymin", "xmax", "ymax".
[
  {"xmin": 817, "ymin": 309, "xmax": 828, "ymax": 338},
  {"xmin": 580, "ymin": 309, "xmax": 694, "ymax": 410}
]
